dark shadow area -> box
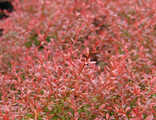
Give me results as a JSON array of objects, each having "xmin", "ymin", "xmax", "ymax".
[
  {"xmin": 0, "ymin": 12, "xmax": 8, "ymax": 19},
  {"xmin": 0, "ymin": 1, "xmax": 13, "ymax": 12},
  {"xmin": 0, "ymin": 1, "xmax": 14, "ymax": 36},
  {"xmin": 0, "ymin": 28, "xmax": 3, "ymax": 36},
  {"xmin": 0, "ymin": 1, "xmax": 14, "ymax": 19}
]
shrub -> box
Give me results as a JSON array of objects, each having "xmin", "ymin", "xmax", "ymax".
[{"xmin": 0, "ymin": 0, "xmax": 156, "ymax": 120}]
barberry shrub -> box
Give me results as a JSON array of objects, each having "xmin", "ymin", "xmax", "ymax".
[{"xmin": 0, "ymin": 0, "xmax": 156, "ymax": 120}]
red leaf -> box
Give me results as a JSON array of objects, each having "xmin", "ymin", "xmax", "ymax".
[{"xmin": 16, "ymin": 100, "xmax": 24, "ymax": 104}]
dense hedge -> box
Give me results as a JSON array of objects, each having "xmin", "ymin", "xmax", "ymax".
[{"xmin": 0, "ymin": 0, "xmax": 156, "ymax": 120}]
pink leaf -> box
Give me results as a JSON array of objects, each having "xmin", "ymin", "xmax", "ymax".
[
  {"xmin": 86, "ymin": 47, "xmax": 89, "ymax": 55},
  {"xmin": 48, "ymin": 106, "xmax": 52, "ymax": 111},
  {"xmin": 106, "ymin": 113, "xmax": 109, "ymax": 119},
  {"xmin": 125, "ymin": 107, "xmax": 131, "ymax": 112},
  {"xmin": 75, "ymin": 112, "xmax": 79, "ymax": 117},
  {"xmin": 3, "ymin": 105, "xmax": 10, "ymax": 112},
  {"xmin": 77, "ymin": 105, "xmax": 83, "ymax": 109},
  {"xmin": 115, "ymin": 106, "xmax": 119, "ymax": 112},
  {"xmin": 100, "ymin": 104, "xmax": 105, "ymax": 110},
  {"xmin": 64, "ymin": 101, "xmax": 68, "ymax": 107},
  {"xmin": 68, "ymin": 112, "xmax": 73, "ymax": 116},
  {"xmin": 145, "ymin": 115, "xmax": 154, "ymax": 120}
]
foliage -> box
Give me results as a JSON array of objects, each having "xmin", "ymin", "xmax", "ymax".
[{"xmin": 0, "ymin": 0, "xmax": 156, "ymax": 119}]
